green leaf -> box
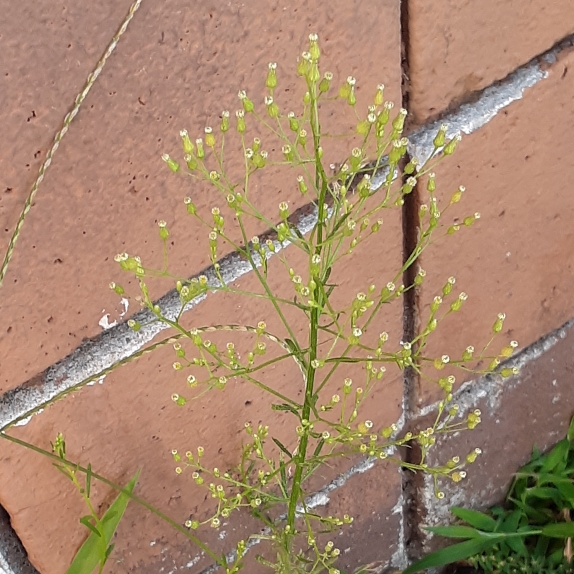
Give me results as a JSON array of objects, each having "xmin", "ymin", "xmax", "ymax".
[
  {"xmin": 402, "ymin": 539, "xmax": 494, "ymax": 574},
  {"xmin": 272, "ymin": 437, "xmax": 292, "ymax": 459},
  {"xmin": 450, "ymin": 507, "xmax": 497, "ymax": 532},
  {"xmin": 567, "ymin": 416, "xmax": 574, "ymax": 443},
  {"xmin": 312, "ymin": 438, "xmax": 325, "ymax": 458},
  {"xmin": 524, "ymin": 486, "xmax": 562, "ymax": 505},
  {"xmin": 425, "ymin": 525, "xmax": 486, "ymax": 539},
  {"xmin": 541, "ymin": 439, "xmax": 569, "ymax": 473},
  {"xmin": 79, "ymin": 516, "xmax": 101, "ymax": 538},
  {"xmin": 86, "ymin": 464, "xmax": 92, "ymax": 499},
  {"xmin": 555, "ymin": 479, "xmax": 574, "ymax": 505},
  {"xmin": 271, "ymin": 403, "xmax": 301, "ymax": 420},
  {"xmin": 67, "ymin": 470, "xmax": 140, "ymax": 574},
  {"xmin": 542, "ymin": 522, "xmax": 574, "ymax": 538}
]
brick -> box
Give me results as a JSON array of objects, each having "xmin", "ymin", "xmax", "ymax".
[
  {"xmin": 407, "ymin": 0, "xmax": 574, "ymax": 123},
  {"xmin": 412, "ymin": 320, "xmax": 574, "ymax": 553},
  {"xmin": 0, "ymin": 0, "xmax": 402, "ymax": 392},
  {"xmin": 412, "ymin": 46, "xmax": 574, "ymax": 407}
]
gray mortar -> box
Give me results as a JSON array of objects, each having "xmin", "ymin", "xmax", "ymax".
[{"xmin": 1, "ymin": 30, "xmax": 573, "ymax": 574}]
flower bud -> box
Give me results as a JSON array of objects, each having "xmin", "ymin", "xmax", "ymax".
[
  {"xmin": 195, "ymin": 138, "xmax": 205, "ymax": 159},
  {"xmin": 287, "ymin": 112, "xmax": 299, "ymax": 132},
  {"xmin": 433, "ymin": 124, "xmax": 448, "ymax": 148},
  {"xmin": 374, "ymin": 84, "xmax": 385, "ymax": 106},
  {"xmin": 319, "ymin": 71, "xmax": 332, "ymax": 93},
  {"xmin": 450, "ymin": 185, "xmax": 465, "ymax": 204},
  {"xmin": 266, "ymin": 62, "xmax": 277, "ymax": 89},
  {"xmin": 309, "ymin": 33, "xmax": 320, "ymax": 60},
  {"xmin": 443, "ymin": 134, "xmax": 462, "ymax": 155},
  {"xmin": 204, "ymin": 126, "xmax": 215, "ymax": 148},
  {"xmin": 238, "ymin": 90, "xmax": 254, "ymax": 113},
  {"xmin": 426, "ymin": 173, "xmax": 436, "ymax": 192},
  {"xmin": 162, "ymin": 153, "xmax": 179, "ymax": 173},
  {"xmin": 235, "ymin": 109, "xmax": 246, "ymax": 133}
]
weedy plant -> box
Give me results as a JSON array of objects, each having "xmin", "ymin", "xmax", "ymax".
[
  {"xmin": 405, "ymin": 415, "xmax": 574, "ymax": 574},
  {"xmin": 0, "ymin": 27, "xmax": 519, "ymax": 574}
]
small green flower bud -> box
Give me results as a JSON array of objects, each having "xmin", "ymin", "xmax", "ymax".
[
  {"xmin": 414, "ymin": 268, "xmax": 426, "ymax": 286},
  {"xmin": 303, "ymin": 91, "xmax": 311, "ymax": 104},
  {"xmin": 427, "ymin": 173, "xmax": 436, "ymax": 192},
  {"xmin": 357, "ymin": 175, "xmax": 371, "ymax": 198},
  {"xmin": 309, "ymin": 33, "xmax": 320, "ymax": 60},
  {"xmin": 433, "ymin": 124, "xmax": 448, "ymax": 148},
  {"xmin": 127, "ymin": 319, "xmax": 140, "ymax": 331},
  {"xmin": 444, "ymin": 133, "xmax": 462, "ymax": 155},
  {"xmin": 319, "ymin": 71, "xmax": 332, "ymax": 93},
  {"xmin": 184, "ymin": 196, "xmax": 196, "ymax": 215},
  {"xmin": 464, "ymin": 212, "xmax": 481, "ymax": 226},
  {"xmin": 389, "ymin": 139, "xmax": 404, "ymax": 164},
  {"xmin": 180, "ymin": 129, "xmax": 194, "ymax": 154},
  {"xmin": 493, "ymin": 312, "xmax": 505, "ymax": 333},
  {"xmin": 238, "ymin": 90, "xmax": 254, "ymax": 112},
  {"xmin": 109, "ymin": 282, "xmax": 125, "ymax": 295},
  {"xmin": 287, "ymin": 112, "xmax": 299, "ymax": 132},
  {"xmin": 220, "ymin": 110, "xmax": 230, "ymax": 132},
  {"xmin": 235, "ymin": 109, "xmax": 246, "ymax": 133},
  {"xmin": 279, "ymin": 201, "xmax": 289, "ymax": 219},
  {"xmin": 204, "ymin": 126, "xmax": 215, "ymax": 148},
  {"xmin": 339, "ymin": 75, "xmax": 355, "ymax": 99},
  {"xmin": 392, "ymin": 108, "xmax": 408, "ymax": 132},
  {"xmin": 350, "ymin": 147, "xmax": 363, "ymax": 171},
  {"xmin": 402, "ymin": 176, "xmax": 417, "ymax": 194},
  {"xmin": 265, "ymin": 95, "xmax": 279, "ymax": 118},
  {"xmin": 500, "ymin": 366, "xmax": 519, "ymax": 378},
  {"xmin": 442, "ymin": 276, "xmax": 455, "ymax": 296},
  {"xmin": 374, "ymin": 84, "xmax": 385, "ymax": 106},
  {"xmin": 404, "ymin": 158, "xmax": 418, "ymax": 175},
  {"xmin": 462, "ymin": 345, "xmax": 474, "ymax": 361},
  {"xmin": 297, "ymin": 175, "xmax": 308, "ymax": 194},
  {"xmin": 195, "ymin": 138, "xmax": 205, "ymax": 159},
  {"xmin": 158, "ymin": 220, "xmax": 169, "ymax": 240},
  {"xmin": 450, "ymin": 185, "xmax": 465, "ymax": 204},
  {"xmin": 298, "ymin": 129, "xmax": 307, "ymax": 147},
  {"xmin": 282, "ymin": 144, "xmax": 294, "ymax": 162},
  {"xmin": 431, "ymin": 295, "xmax": 442, "ymax": 312},
  {"xmin": 162, "ymin": 153, "xmax": 179, "ymax": 173},
  {"xmin": 266, "ymin": 62, "xmax": 277, "ymax": 89},
  {"xmin": 184, "ymin": 154, "xmax": 198, "ymax": 171}
]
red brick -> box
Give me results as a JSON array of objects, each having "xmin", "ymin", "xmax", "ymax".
[
  {"xmin": 0, "ymin": 0, "xmax": 402, "ymax": 392},
  {"xmin": 407, "ymin": 0, "xmax": 574, "ymax": 123},
  {"xmin": 413, "ymin": 47, "xmax": 574, "ymax": 407}
]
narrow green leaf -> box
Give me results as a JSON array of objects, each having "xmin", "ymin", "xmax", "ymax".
[
  {"xmin": 541, "ymin": 439, "xmax": 569, "ymax": 473},
  {"xmin": 555, "ymin": 479, "xmax": 574, "ymax": 505},
  {"xmin": 402, "ymin": 539, "xmax": 494, "ymax": 574},
  {"xmin": 524, "ymin": 486, "xmax": 562, "ymax": 504},
  {"xmin": 567, "ymin": 416, "xmax": 574, "ymax": 443},
  {"xmin": 85, "ymin": 463, "xmax": 92, "ymax": 499},
  {"xmin": 542, "ymin": 522, "xmax": 574, "ymax": 538},
  {"xmin": 425, "ymin": 525, "xmax": 485, "ymax": 539},
  {"xmin": 279, "ymin": 461, "xmax": 288, "ymax": 496},
  {"xmin": 272, "ymin": 437, "xmax": 292, "ymax": 459},
  {"xmin": 271, "ymin": 403, "xmax": 301, "ymax": 420},
  {"xmin": 79, "ymin": 516, "xmax": 101, "ymax": 538},
  {"xmin": 67, "ymin": 469, "xmax": 140, "ymax": 574},
  {"xmin": 312, "ymin": 438, "xmax": 325, "ymax": 458},
  {"xmin": 104, "ymin": 543, "xmax": 115, "ymax": 560},
  {"xmin": 450, "ymin": 507, "xmax": 497, "ymax": 532}
]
